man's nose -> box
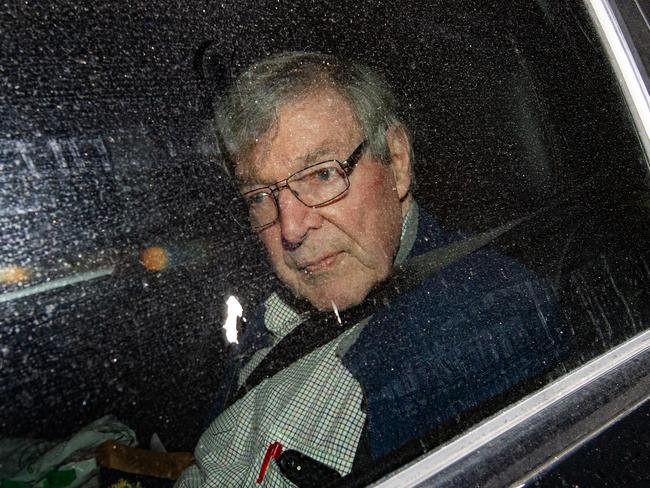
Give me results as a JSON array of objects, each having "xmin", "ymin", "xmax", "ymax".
[{"xmin": 276, "ymin": 187, "xmax": 322, "ymax": 248}]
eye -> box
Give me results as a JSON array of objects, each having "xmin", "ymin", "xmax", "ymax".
[
  {"xmin": 304, "ymin": 164, "xmax": 341, "ymax": 184},
  {"xmin": 245, "ymin": 191, "xmax": 270, "ymax": 206},
  {"xmin": 315, "ymin": 167, "xmax": 336, "ymax": 181}
]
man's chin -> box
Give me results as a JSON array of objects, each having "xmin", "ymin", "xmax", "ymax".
[{"xmin": 278, "ymin": 265, "xmax": 379, "ymax": 312}]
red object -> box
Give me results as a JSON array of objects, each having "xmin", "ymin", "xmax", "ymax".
[{"xmin": 256, "ymin": 441, "xmax": 283, "ymax": 484}]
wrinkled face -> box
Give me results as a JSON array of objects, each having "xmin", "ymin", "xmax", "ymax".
[{"xmin": 236, "ymin": 89, "xmax": 412, "ymax": 311}]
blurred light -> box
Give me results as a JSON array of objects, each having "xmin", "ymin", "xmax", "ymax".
[
  {"xmin": 140, "ymin": 246, "xmax": 170, "ymax": 272},
  {"xmin": 138, "ymin": 242, "xmax": 211, "ymax": 272},
  {"xmin": 0, "ymin": 266, "xmax": 31, "ymax": 284},
  {"xmin": 223, "ymin": 295, "xmax": 242, "ymax": 344}
]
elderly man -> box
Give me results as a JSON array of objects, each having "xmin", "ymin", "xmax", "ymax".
[{"xmin": 177, "ymin": 51, "xmax": 569, "ymax": 487}]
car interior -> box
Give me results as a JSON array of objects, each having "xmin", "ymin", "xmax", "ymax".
[{"xmin": 1, "ymin": 0, "xmax": 649, "ymax": 486}]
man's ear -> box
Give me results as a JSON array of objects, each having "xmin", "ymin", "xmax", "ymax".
[{"xmin": 386, "ymin": 125, "xmax": 412, "ymax": 201}]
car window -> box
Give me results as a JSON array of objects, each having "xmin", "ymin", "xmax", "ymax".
[{"xmin": 1, "ymin": 0, "xmax": 649, "ymax": 486}]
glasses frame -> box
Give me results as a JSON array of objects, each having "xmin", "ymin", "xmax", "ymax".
[{"xmin": 242, "ymin": 140, "xmax": 368, "ymax": 232}]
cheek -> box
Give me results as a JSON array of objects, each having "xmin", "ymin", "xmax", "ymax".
[
  {"xmin": 344, "ymin": 170, "xmax": 402, "ymax": 261},
  {"xmin": 361, "ymin": 215, "xmax": 401, "ymax": 273},
  {"xmin": 259, "ymin": 229, "xmax": 284, "ymax": 265}
]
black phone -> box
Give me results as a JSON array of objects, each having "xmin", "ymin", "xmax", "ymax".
[{"xmin": 277, "ymin": 449, "xmax": 342, "ymax": 487}]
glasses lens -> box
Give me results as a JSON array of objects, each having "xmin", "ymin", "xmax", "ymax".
[
  {"xmin": 244, "ymin": 189, "xmax": 277, "ymax": 230},
  {"xmin": 241, "ymin": 161, "xmax": 350, "ymax": 232},
  {"xmin": 289, "ymin": 161, "xmax": 349, "ymax": 206}
]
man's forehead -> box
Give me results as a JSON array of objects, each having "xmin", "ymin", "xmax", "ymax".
[{"xmin": 233, "ymin": 87, "xmax": 360, "ymax": 186}]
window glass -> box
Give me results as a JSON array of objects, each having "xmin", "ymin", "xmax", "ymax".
[{"xmin": 1, "ymin": 0, "xmax": 649, "ymax": 485}]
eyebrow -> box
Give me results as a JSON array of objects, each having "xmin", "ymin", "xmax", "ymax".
[
  {"xmin": 238, "ymin": 142, "xmax": 341, "ymax": 190},
  {"xmin": 297, "ymin": 145, "xmax": 338, "ymax": 167}
]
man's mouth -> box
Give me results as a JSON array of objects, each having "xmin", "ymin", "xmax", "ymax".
[{"xmin": 299, "ymin": 252, "xmax": 342, "ymax": 273}]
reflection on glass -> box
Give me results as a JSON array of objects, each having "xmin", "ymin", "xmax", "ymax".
[
  {"xmin": 0, "ymin": 266, "xmax": 31, "ymax": 284},
  {"xmin": 0, "ymin": 1, "xmax": 649, "ymax": 487}
]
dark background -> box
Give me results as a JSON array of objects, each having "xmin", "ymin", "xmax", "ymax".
[{"xmin": 1, "ymin": 0, "xmax": 647, "ymax": 454}]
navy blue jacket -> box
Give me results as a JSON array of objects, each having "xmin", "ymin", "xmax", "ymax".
[{"xmin": 213, "ymin": 210, "xmax": 571, "ymax": 459}]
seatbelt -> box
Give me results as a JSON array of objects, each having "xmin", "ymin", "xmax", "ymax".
[{"xmin": 227, "ymin": 217, "xmax": 525, "ymax": 408}]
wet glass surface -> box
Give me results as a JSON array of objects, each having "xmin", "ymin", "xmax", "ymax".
[{"xmin": 1, "ymin": 0, "xmax": 649, "ymax": 484}]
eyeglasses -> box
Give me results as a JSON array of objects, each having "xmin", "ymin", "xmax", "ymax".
[{"xmin": 241, "ymin": 141, "xmax": 368, "ymax": 232}]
